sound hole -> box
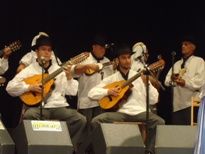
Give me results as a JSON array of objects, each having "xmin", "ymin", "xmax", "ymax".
[
  {"xmin": 108, "ymin": 96, "xmax": 112, "ymax": 101},
  {"xmin": 31, "ymin": 92, "xmax": 37, "ymax": 97}
]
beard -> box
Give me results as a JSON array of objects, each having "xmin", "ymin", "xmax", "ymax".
[{"xmin": 119, "ymin": 64, "xmax": 131, "ymax": 70}]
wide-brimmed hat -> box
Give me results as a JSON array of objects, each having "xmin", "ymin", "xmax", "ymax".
[
  {"xmin": 132, "ymin": 42, "xmax": 148, "ymax": 58},
  {"xmin": 91, "ymin": 34, "xmax": 108, "ymax": 47},
  {"xmin": 116, "ymin": 43, "xmax": 134, "ymax": 57},
  {"xmin": 181, "ymin": 35, "xmax": 197, "ymax": 46},
  {"xmin": 31, "ymin": 35, "xmax": 54, "ymax": 51}
]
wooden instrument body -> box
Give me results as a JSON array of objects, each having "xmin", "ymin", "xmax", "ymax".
[
  {"xmin": 99, "ymin": 80, "xmax": 130, "ymax": 109},
  {"xmin": 20, "ymin": 74, "xmax": 54, "ymax": 106}
]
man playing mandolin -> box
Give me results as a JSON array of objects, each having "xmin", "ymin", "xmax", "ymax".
[
  {"xmin": 164, "ymin": 35, "xmax": 205, "ymax": 125},
  {"xmin": 0, "ymin": 45, "xmax": 13, "ymax": 75},
  {"xmin": 6, "ymin": 35, "xmax": 87, "ymax": 152},
  {"xmin": 73, "ymin": 34, "xmax": 114, "ymax": 123},
  {"xmin": 86, "ymin": 43, "xmax": 165, "ymax": 154}
]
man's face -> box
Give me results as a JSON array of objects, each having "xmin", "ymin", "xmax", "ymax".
[
  {"xmin": 92, "ymin": 44, "xmax": 106, "ymax": 59},
  {"xmin": 181, "ymin": 41, "xmax": 195, "ymax": 56},
  {"xmin": 118, "ymin": 53, "xmax": 132, "ymax": 70},
  {"xmin": 36, "ymin": 45, "xmax": 52, "ymax": 61}
]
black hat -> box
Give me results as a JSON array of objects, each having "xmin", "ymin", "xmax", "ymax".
[
  {"xmin": 181, "ymin": 35, "xmax": 197, "ymax": 46},
  {"xmin": 31, "ymin": 35, "xmax": 54, "ymax": 50},
  {"xmin": 116, "ymin": 43, "xmax": 134, "ymax": 57},
  {"xmin": 91, "ymin": 34, "xmax": 108, "ymax": 47}
]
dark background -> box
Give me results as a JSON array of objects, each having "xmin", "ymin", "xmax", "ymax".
[{"xmin": 0, "ymin": 0, "xmax": 205, "ymax": 128}]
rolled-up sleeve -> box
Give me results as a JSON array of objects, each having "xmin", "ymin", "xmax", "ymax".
[{"xmin": 0, "ymin": 58, "xmax": 8, "ymax": 75}]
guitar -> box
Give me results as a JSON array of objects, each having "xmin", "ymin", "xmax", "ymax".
[
  {"xmin": 0, "ymin": 40, "xmax": 21, "ymax": 57},
  {"xmin": 99, "ymin": 59, "xmax": 165, "ymax": 110},
  {"xmin": 172, "ymin": 68, "xmax": 186, "ymax": 81},
  {"xmin": 20, "ymin": 52, "xmax": 89, "ymax": 106}
]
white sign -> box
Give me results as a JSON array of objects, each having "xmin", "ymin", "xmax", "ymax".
[
  {"xmin": 0, "ymin": 121, "xmax": 5, "ymax": 130},
  {"xmin": 31, "ymin": 120, "xmax": 62, "ymax": 132}
]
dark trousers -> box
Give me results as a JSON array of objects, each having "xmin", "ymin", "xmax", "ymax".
[
  {"xmin": 172, "ymin": 107, "xmax": 191, "ymax": 125},
  {"xmin": 79, "ymin": 106, "xmax": 104, "ymax": 122},
  {"xmin": 77, "ymin": 111, "xmax": 165, "ymax": 154}
]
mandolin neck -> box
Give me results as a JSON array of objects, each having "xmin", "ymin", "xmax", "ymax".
[
  {"xmin": 42, "ymin": 52, "xmax": 89, "ymax": 84},
  {"xmin": 42, "ymin": 66, "xmax": 64, "ymax": 84},
  {"xmin": 121, "ymin": 70, "xmax": 143, "ymax": 88},
  {"xmin": 102, "ymin": 61, "xmax": 113, "ymax": 67}
]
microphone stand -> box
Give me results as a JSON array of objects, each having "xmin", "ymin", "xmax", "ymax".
[
  {"xmin": 170, "ymin": 51, "xmax": 176, "ymax": 113},
  {"xmin": 144, "ymin": 64, "xmax": 150, "ymax": 154},
  {"xmin": 139, "ymin": 55, "xmax": 150, "ymax": 153},
  {"xmin": 40, "ymin": 62, "xmax": 46, "ymax": 120}
]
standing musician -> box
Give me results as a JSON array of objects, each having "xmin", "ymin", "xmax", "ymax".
[
  {"xmin": 73, "ymin": 34, "xmax": 114, "ymax": 122},
  {"xmin": 6, "ymin": 35, "xmax": 86, "ymax": 152},
  {"xmin": 164, "ymin": 36, "xmax": 205, "ymax": 125},
  {"xmin": 85, "ymin": 44, "xmax": 165, "ymax": 154},
  {"xmin": 0, "ymin": 45, "xmax": 12, "ymax": 122}
]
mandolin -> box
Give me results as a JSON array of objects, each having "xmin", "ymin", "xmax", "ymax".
[
  {"xmin": 0, "ymin": 40, "xmax": 21, "ymax": 57},
  {"xmin": 99, "ymin": 59, "xmax": 165, "ymax": 110},
  {"xmin": 0, "ymin": 41, "xmax": 21, "ymax": 85},
  {"xmin": 20, "ymin": 52, "xmax": 89, "ymax": 106}
]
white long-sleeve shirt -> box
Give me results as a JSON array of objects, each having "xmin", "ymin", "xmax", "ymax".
[
  {"xmin": 6, "ymin": 61, "xmax": 78, "ymax": 108},
  {"xmin": 0, "ymin": 57, "xmax": 8, "ymax": 75},
  {"xmin": 164, "ymin": 55, "xmax": 205, "ymax": 112},
  {"xmin": 88, "ymin": 70, "xmax": 159, "ymax": 115},
  {"xmin": 76, "ymin": 53, "xmax": 114, "ymax": 109},
  {"xmin": 199, "ymin": 63, "xmax": 205, "ymax": 99}
]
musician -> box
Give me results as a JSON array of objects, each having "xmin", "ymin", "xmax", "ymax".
[
  {"xmin": 73, "ymin": 34, "xmax": 114, "ymax": 122},
  {"xmin": 131, "ymin": 42, "xmax": 164, "ymax": 114},
  {"xmin": 86, "ymin": 44, "xmax": 165, "ymax": 154},
  {"xmin": 0, "ymin": 46, "xmax": 12, "ymax": 75},
  {"xmin": 131, "ymin": 42, "xmax": 163, "ymax": 91},
  {"xmin": 164, "ymin": 36, "xmax": 205, "ymax": 125},
  {"xmin": 6, "ymin": 35, "xmax": 86, "ymax": 152},
  {"xmin": 131, "ymin": 42, "xmax": 149, "ymax": 72},
  {"xmin": 16, "ymin": 32, "xmax": 61, "ymax": 73}
]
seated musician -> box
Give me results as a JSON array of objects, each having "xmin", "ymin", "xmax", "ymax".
[
  {"xmin": 6, "ymin": 35, "xmax": 86, "ymax": 152},
  {"xmin": 79, "ymin": 43, "xmax": 165, "ymax": 154},
  {"xmin": 16, "ymin": 32, "xmax": 61, "ymax": 73},
  {"xmin": 0, "ymin": 45, "xmax": 12, "ymax": 75}
]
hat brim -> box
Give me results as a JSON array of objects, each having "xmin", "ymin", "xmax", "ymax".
[
  {"xmin": 117, "ymin": 51, "xmax": 135, "ymax": 57},
  {"xmin": 31, "ymin": 43, "xmax": 54, "ymax": 51}
]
